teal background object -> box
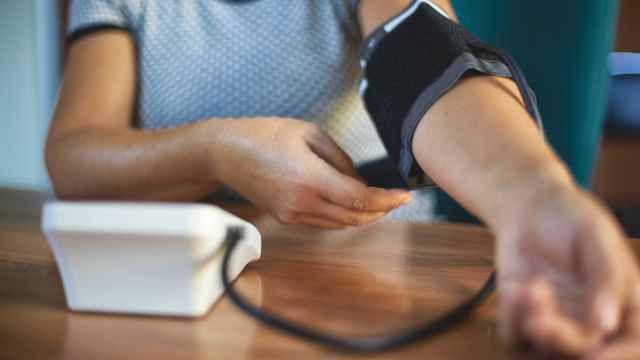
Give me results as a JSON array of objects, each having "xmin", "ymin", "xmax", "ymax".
[{"xmin": 437, "ymin": 0, "xmax": 620, "ymax": 223}]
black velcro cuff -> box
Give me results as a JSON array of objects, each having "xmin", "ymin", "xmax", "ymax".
[{"xmin": 360, "ymin": 0, "xmax": 512, "ymax": 189}]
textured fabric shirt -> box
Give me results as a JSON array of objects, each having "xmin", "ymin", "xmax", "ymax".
[{"xmin": 68, "ymin": 0, "xmax": 434, "ymax": 221}]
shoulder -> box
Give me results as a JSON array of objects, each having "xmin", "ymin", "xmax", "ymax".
[{"xmin": 68, "ymin": 0, "xmax": 145, "ymax": 37}]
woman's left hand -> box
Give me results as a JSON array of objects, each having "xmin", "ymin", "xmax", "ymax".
[{"xmin": 495, "ymin": 187, "xmax": 640, "ymax": 359}]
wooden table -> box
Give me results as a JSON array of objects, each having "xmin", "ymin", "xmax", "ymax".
[
  {"xmin": 594, "ymin": 133, "xmax": 640, "ymax": 207},
  {"xmin": 1, "ymin": 188, "xmax": 637, "ymax": 360}
]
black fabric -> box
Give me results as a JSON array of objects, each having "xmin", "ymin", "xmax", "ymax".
[
  {"xmin": 360, "ymin": 1, "xmax": 508, "ymax": 189},
  {"xmin": 68, "ymin": 24, "xmax": 129, "ymax": 44},
  {"xmin": 357, "ymin": 158, "xmax": 411, "ymax": 189}
]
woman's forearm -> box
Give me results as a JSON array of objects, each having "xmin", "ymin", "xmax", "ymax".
[
  {"xmin": 45, "ymin": 120, "xmax": 222, "ymax": 201},
  {"xmin": 412, "ymin": 75, "xmax": 576, "ymax": 230}
]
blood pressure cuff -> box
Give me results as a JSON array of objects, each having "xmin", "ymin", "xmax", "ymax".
[{"xmin": 359, "ymin": 0, "xmax": 513, "ymax": 189}]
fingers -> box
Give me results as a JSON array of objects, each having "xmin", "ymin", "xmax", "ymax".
[
  {"xmin": 317, "ymin": 163, "xmax": 412, "ymax": 212},
  {"xmin": 303, "ymin": 126, "xmax": 412, "ymax": 211},
  {"xmin": 580, "ymin": 220, "xmax": 631, "ymax": 337},
  {"xmin": 273, "ymin": 125, "xmax": 411, "ymax": 227},
  {"xmin": 279, "ymin": 198, "xmax": 390, "ymax": 228},
  {"xmin": 306, "ymin": 128, "xmax": 360, "ymax": 178},
  {"xmin": 588, "ymin": 338, "xmax": 640, "ymax": 360},
  {"xmin": 498, "ymin": 281, "xmax": 531, "ymax": 346},
  {"xmin": 500, "ymin": 278, "xmax": 597, "ymax": 355},
  {"xmin": 586, "ymin": 286, "xmax": 640, "ymax": 360},
  {"xmin": 309, "ymin": 200, "xmax": 388, "ymax": 227},
  {"xmin": 293, "ymin": 214, "xmax": 352, "ymax": 230},
  {"xmin": 591, "ymin": 290, "xmax": 623, "ymax": 336},
  {"xmin": 275, "ymin": 209, "xmax": 350, "ymax": 229},
  {"xmin": 524, "ymin": 296, "xmax": 595, "ymax": 355}
]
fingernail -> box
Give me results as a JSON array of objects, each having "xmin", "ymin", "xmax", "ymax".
[
  {"xmin": 597, "ymin": 293, "xmax": 619, "ymax": 334},
  {"xmin": 396, "ymin": 191, "xmax": 412, "ymax": 203}
]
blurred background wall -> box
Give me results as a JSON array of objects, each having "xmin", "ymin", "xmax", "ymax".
[{"xmin": 0, "ymin": 0, "xmax": 60, "ymax": 191}]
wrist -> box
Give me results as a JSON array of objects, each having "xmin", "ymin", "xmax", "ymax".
[
  {"xmin": 194, "ymin": 118, "xmax": 235, "ymax": 185},
  {"xmin": 487, "ymin": 158, "xmax": 576, "ymax": 232}
]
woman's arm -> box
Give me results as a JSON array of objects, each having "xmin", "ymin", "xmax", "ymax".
[
  {"xmin": 359, "ymin": 0, "xmax": 640, "ymax": 357},
  {"xmin": 47, "ymin": 31, "xmax": 220, "ymax": 201},
  {"xmin": 46, "ymin": 31, "xmax": 411, "ymax": 228},
  {"xmin": 358, "ymin": 0, "xmax": 568, "ymax": 228}
]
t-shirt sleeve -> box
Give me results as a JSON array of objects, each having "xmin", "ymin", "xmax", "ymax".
[{"xmin": 68, "ymin": 0, "xmax": 129, "ymax": 43}]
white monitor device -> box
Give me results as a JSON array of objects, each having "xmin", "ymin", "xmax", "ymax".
[{"xmin": 41, "ymin": 201, "xmax": 261, "ymax": 317}]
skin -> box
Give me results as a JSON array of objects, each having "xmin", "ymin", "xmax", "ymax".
[
  {"xmin": 360, "ymin": 1, "xmax": 640, "ymax": 358},
  {"xmin": 46, "ymin": 0, "xmax": 640, "ymax": 358}
]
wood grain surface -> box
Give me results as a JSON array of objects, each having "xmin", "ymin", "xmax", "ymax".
[{"xmin": 1, "ymin": 188, "xmax": 638, "ymax": 360}]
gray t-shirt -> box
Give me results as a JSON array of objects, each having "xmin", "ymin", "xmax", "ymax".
[{"xmin": 68, "ymin": 0, "xmax": 434, "ymax": 221}]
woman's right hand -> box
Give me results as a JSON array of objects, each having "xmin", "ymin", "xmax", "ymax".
[{"xmin": 208, "ymin": 117, "xmax": 412, "ymax": 229}]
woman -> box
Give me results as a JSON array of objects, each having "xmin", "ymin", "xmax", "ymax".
[{"xmin": 46, "ymin": 0, "xmax": 640, "ymax": 357}]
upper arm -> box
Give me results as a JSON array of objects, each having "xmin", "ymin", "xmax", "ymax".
[
  {"xmin": 357, "ymin": 0, "xmax": 456, "ymax": 38},
  {"xmin": 49, "ymin": 31, "xmax": 137, "ymax": 141}
]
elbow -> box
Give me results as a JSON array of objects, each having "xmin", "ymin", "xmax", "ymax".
[
  {"xmin": 45, "ymin": 150, "xmax": 70, "ymax": 200},
  {"xmin": 45, "ymin": 134, "xmax": 84, "ymax": 200},
  {"xmin": 46, "ymin": 162, "xmax": 87, "ymax": 201},
  {"xmin": 47, "ymin": 177, "xmax": 82, "ymax": 201}
]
